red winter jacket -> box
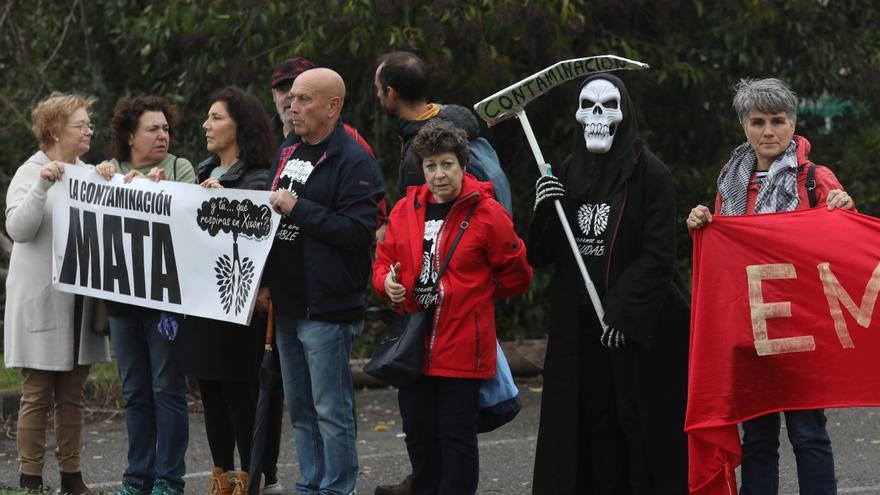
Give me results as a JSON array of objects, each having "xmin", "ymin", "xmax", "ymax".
[
  {"xmin": 713, "ymin": 135, "xmax": 850, "ymax": 214},
  {"xmin": 373, "ymin": 174, "xmax": 532, "ymax": 379}
]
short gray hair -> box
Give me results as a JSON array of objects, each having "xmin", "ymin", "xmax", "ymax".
[{"xmin": 732, "ymin": 78, "xmax": 798, "ymax": 125}]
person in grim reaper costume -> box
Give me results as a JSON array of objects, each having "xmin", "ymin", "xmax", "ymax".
[{"xmin": 528, "ymin": 74, "xmax": 690, "ymax": 494}]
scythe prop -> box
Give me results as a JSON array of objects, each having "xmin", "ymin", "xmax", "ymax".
[{"xmin": 474, "ymin": 55, "xmax": 649, "ymax": 331}]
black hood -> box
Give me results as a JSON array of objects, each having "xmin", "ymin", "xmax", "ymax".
[{"xmin": 562, "ymin": 73, "xmax": 641, "ymax": 203}]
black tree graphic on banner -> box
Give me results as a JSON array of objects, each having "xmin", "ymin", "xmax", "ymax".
[{"xmin": 196, "ymin": 198, "xmax": 272, "ymax": 315}]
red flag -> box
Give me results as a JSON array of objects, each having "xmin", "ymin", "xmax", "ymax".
[{"xmin": 687, "ymin": 208, "xmax": 880, "ymax": 494}]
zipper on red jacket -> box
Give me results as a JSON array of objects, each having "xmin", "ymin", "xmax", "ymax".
[
  {"xmin": 474, "ymin": 311, "xmax": 481, "ymax": 371},
  {"xmin": 605, "ymin": 183, "xmax": 628, "ymax": 293},
  {"xmin": 426, "ymin": 219, "xmax": 447, "ymax": 371},
  {"xmin": 425, "ymin": 191, "xmax": 479, "ymax": 371}
]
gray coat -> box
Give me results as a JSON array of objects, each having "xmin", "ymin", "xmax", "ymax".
[{"xmin": 4, "ymin": 151, "xmax": 110, "ymax": 370}]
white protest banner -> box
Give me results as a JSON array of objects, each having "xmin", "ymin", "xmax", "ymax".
[{"xmin": 51, "ymin": 165, "xmax": 280, "ymax": 325}]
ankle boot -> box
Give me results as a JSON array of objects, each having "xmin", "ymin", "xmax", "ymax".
[
  {"xmin": 374, "ymin": 474, "xmax": 413, "ymax": 495},
  {"xmin": 231, "ymin": 471, "xmax": 248, "ymax": 495},
  {"xmin": 20, "ymin": 473, "xmax": 43, "ymax": 492},
  {"xmin": 208, "ymin": 467, "xmax": 233, "ymax": 495},
  {"xmin": 60, "ymin": 471, "xmax": 94, "ymax": 495}
]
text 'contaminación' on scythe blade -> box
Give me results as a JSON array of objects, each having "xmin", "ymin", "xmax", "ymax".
[{"xmin": 473, "ymin": 55, "xmax": 649, "ymax": 331}]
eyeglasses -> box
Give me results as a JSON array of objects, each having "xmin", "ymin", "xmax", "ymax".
[{"xmin": 67, "ymin": 122, "xmax": 95, "ymax": 134}]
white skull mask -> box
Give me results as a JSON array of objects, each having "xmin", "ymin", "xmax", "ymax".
[{"xmin": 575, "ymin": 79, "xmax": 623, "ymax": 153}]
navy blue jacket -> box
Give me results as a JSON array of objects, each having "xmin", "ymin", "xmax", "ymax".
[{"xmin": 267, "ymin": 120, "xmax": 384, "ymax": 317}]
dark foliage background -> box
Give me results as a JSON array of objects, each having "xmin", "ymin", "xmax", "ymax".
[{"xmin": 2, "ymin": 0, "xmax": 879, "ymax": 352}]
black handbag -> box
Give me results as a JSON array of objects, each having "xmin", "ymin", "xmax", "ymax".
[
  {"xmin": 363, "ymin": 203, "xmax": 478, "ymax": 388},
  {"xmin": 362, "ymin": 310, "xmax": 431, "ymax": 388}
]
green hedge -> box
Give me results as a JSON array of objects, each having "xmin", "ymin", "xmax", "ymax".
[{"xmin": 2, "ymin": 0, "xmax": 879, "ymax": 342}]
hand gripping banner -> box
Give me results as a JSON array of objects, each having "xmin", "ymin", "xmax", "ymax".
[
  {"xmin": 687, "ymin": 208, "xmax": 880, "ymax": 494},
  {"xmin": 51, "ymin": 165, "xmax": 280, "ymax": 325}
]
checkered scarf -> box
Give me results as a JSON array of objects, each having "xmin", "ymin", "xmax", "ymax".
[{"xmin": 718, "ymin": 139, "xmax": 799, "ymax": 216}]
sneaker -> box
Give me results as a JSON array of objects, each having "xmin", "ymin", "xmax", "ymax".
[
  {"xmin": 150, "ymin": 479, "xmax": 182, "ymax": 495},
  {"xmin": 114, "ymin": 481, "xmax": 145, "ymax": 495},
  {"xmin": 262, "ymin": 481, "xmax": 282, "ymax": 495}
]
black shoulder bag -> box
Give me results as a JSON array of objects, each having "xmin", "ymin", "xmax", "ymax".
[
  {"xmin": 798, "ymin": 162, "xmax": 818, "ymax": 208},
  {"xmin": 363, "ymin": 202, "xmax": 478, "ymax": 388}
]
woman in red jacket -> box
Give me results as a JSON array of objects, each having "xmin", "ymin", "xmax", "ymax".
[
  {"xmin": 373, "ymin": 120, "xmax": 531, "ymax": 495},
  {"xmin": 687, "ymin": 77, "xmax": 854, "ymax": 495}
]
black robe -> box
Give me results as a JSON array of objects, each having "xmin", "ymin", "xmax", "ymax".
[{"xmin": 528, "ymin": 146, "xmax": 690, "ymax": 494}]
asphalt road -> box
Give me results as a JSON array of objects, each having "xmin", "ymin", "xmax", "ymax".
[{"xmin": 1, "ymin": 382, "xmax": 878, "ymax": 494}]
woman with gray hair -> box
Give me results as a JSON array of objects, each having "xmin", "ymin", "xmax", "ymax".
[{"xmin": 687, "ymin": 78, "xmax": 853, "ymax": 494}]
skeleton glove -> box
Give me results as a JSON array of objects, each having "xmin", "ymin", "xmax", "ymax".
[
  {"xmin": 600, "ymin": 325, "xmax": 626, "ymax": 349},
  {"xmin": 534, "ymin": 173, "xmax": 565, "ymax": 211}
]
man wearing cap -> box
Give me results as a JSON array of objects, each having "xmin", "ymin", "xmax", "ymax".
[
  {"xmin": 270, "ymin": 57, "xmax": 317, "ymax": 144},
  {"xmin": 267, "ymin": 68, "xmax": 384, "ymax": 495}
]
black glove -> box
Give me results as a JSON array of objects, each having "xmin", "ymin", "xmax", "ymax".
[
  {"xmin": 534, "ymin": 173, "xmax": 565, "ymax": 211},
  {"xmin": 600, "ymin": 325, "xmax": 626, "ymax": 349}
]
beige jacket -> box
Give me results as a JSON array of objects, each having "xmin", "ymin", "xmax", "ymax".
[{"xmin": 4, "ymin": 151, "xmax": 110, "ymax": 370}]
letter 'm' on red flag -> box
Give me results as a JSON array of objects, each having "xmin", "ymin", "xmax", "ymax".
[{"xmin": 687, "ymin": 208, "xmax": 880, "ymax": 494}]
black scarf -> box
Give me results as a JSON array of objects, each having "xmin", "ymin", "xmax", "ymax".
[{"xmin": 560, "ymin": 74, "xmax": 641, "ymax": 204}]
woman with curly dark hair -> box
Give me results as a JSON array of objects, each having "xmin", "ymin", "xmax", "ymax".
[
  {"xmin": 373, "ymin": 120, "xmax": 532, "ymax": 494},
  {"xmin": 180, "ymin": 86, "xmax": 275, "ymax": 495},
  {"xmin": 96, "ymin": 96, "xmax": 196, "ymax": 183},
  {"xmin": 97, "ymin": 95, "xmax": 196, "ymax": 495}
]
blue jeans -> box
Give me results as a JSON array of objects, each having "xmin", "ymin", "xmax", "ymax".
[
  {"xmin": 741, "ymin": 409, "xmax": 836, "ymax": 495},
  {"xmin": 110, "ymin": 314, "xmax": 188, "ymax": 489},
  {"xmin": 275, "ymin": 316, "xmax": 360, "ymax": 495}
]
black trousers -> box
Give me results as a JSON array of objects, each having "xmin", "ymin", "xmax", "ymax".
[
  {"xmin": 199, "ymin": 379, "xmax": 257, "ymax": 471},
  {"xmin": 398, "ymin": 376, "xmax": 481, "ymax": 495}
]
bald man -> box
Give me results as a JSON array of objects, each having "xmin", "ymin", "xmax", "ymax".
[{"xmin": 265, "ymin": 68, "xmax": 384, "ymax": 495}]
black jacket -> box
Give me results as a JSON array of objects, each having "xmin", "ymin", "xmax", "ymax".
[
  {"xmin": 195, "ymin": 157, "xmax": 272, "ymax": 190},
  {"xmin": 180, "ymin": 159, "xmax": 271, "ymax": 381},
  {"xmin": 272, "ymin": 113, "xmax": 286, "ymax": 151},
  {"xmin": 527, "ymin": 147, "xmax": 690, "ymax": 494},
  {"xmin": 266, "ymin": 120, "xmax": 385, "ymax": 317}
]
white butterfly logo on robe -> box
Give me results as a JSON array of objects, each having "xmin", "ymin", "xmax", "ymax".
[{"xmin": 577, "ymin": 203, "xmax": 610, "ymax": 237}]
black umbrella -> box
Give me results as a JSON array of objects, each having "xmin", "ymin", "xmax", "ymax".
[{"xmin": 248, "ymin": 300, "xmax": 281, "ymax": 495}]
